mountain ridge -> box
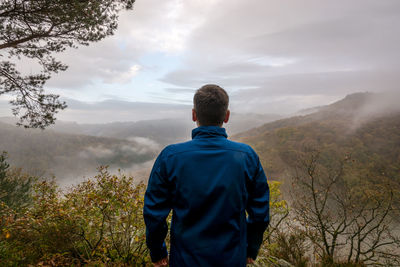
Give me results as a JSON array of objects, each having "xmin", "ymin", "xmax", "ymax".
[{"xmin": 232, "ymin": 92, "xmax": 400, "ymax": 195}]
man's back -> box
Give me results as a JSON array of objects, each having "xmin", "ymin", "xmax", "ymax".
[{"xmin": 144, "ymin": 126, "xmax": 269, "ymax": 266}]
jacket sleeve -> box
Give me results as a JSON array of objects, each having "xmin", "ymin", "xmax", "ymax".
[
  {"xmin": 143, "ymin": 151, "xmax": 171, "ymax": 262},
  {"xmin": 246, "ymin": 154, "xmax": 270, "ymax": 260}
]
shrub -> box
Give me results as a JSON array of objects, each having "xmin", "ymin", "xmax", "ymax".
[{"xmin": 0, "ymin": 166, "xmax": 152, "ymax": 266}]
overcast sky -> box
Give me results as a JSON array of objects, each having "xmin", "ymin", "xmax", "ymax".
[{"xmin": 1, "ymin": 0, "xmax": 400, "ymax": 123}]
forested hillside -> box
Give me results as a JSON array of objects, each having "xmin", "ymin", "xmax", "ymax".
[
  {"xmin": 0, "ymin": 122, "xmax": 157, "ymax": 183},
  {"xmin": 234, "ymin": 92, "xmax": 400, "ymax": 191}
]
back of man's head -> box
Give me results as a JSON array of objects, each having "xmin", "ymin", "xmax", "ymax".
[{"xmin": 193, "ymin": 84, "xmax": 229, "ymax": 126}]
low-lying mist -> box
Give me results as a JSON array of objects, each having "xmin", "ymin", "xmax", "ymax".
[{"xmin": 1, "ymin": 91, "xmax": 398, "ymax": 187}]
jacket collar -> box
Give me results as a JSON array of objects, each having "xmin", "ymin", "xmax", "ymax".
[{"xmin": 192, "ymin": 126, "xmax": 228, "ymax": 139}]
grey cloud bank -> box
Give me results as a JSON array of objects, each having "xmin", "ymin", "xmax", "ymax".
[
  {"xmin": 57, "ymin": 98, "xmax": 191, "ymax": 123},
  {"xmin": 160, "ymin": 0, "xmax": 400, "ymax": 113},
  {"xmin": 2, "ymin": 0, "xmax": 400, "ymax": 123}
]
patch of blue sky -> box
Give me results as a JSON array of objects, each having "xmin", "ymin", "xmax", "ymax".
[
  {"xmin": 125, "ymin": 51, "xmax": 187, "ymax": 103},
  {"xmin": 51, "ymin": 51, "xmax": 186, "ymax": 104},
  {"xmin": 89, "ymin": 51, "xmax": 186, "ymax": 104}
]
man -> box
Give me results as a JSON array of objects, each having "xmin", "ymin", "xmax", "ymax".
[{"xmin": 143, "ymin": 84, "xmax": 269, "ymax": 266}]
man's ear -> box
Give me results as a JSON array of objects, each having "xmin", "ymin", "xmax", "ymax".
[
  {"xmin": 192, "ymin": 109, "xmax": 197, "ymax": 122},
  {"xmin": 223, "ymin": 110, "xmax": 230, "ymax": 124}
]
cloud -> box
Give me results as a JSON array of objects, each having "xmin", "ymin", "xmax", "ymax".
[
  {"xmin": 103, "ymin": 65, "xmax": 141, "ymax": 84},
  {"xmin": 44, "ymin": 0, "xmax": 212, "ymax": 89},
  {"xmin": 55, "ymin": 98, "xmax": 191, "ymax": 123},
  {"xmin": 126, "ymin": 137, "xmax": 161, "ymax": 154},
  {"xmin": 159, "ymin": 0, "xmax": 400, "ymax": 113}
]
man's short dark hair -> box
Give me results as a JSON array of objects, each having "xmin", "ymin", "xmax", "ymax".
[{"xmin": 193, "ymin": 84, "xmax": 229, "ymax": 126}]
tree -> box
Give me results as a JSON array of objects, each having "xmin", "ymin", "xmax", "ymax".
[
  {"xmin": 290, "ymin": 148, "xmax": 400, "ymax": 266},
  {"xmin": 0, "ymin": 0, "xmax": 135, "ymax": 128},
  {"xmin": 0, "ymin": 151, "xmax": 34, "ymax": 210}
]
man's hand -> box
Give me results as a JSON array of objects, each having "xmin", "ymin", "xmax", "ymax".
[
  {"xmin": 247, "ymin": 257, "xmax": 255, "ymax": 264},
  {"xmin": 154, "ymin": 257, "xmax": 168, "ymax": 267}
]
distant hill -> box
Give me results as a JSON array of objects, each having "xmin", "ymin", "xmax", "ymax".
[
  {"xmin": 234, "ymin": 92, "xmax": 400, "ymax": 192},
  {"xmin": 1, "ymin": 112, "xmax": 282, "ymax": 146},
  {"xmin": 0, "ymin": 122, "xmax": 158, "ymax": 184},
  {"xmin": 47, "ymin": 113, "xmax": 282, "ymax": 145},
  {"xmin": 0, "ymin": 112, "xmax": 281, "ymax": 184}
]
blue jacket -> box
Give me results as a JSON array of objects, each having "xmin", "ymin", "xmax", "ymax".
[{"xmin": 143, "ymin": 126, "xmax": 269, "ymax": 266}]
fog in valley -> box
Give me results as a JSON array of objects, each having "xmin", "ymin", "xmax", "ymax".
[
  {"xmin": 0, "ymin": 110, "xmax": 283, "ymax": 185},
  {"xmin": 0, "ymin": 90, "xmax": 399, "ymax": 187}
]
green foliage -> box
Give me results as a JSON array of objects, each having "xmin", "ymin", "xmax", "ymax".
[
  {"xmin": 0, "ymin": 151, "xmax": 9, "ymax": 178},
  {"xmin": 263, "ymin": 181, "xmax": 289, "ymax": 244},
  {"xmin": 0, "ymin": 166, "xmax": 152, "ymax": 266},
  {"xmin": 64, "ymin": 166, "xmax": 149, "ymax": 264},
  {"xmin": 0, "ymin": 0, "xmax": 136, "ymax": 128},
  {"xmin": 257, "ymin": 181, "xmax": 307, "ymax": 266},
  {"xmin": 0, "ymin": 151, "xmax": 34, "ymax": 210}
]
